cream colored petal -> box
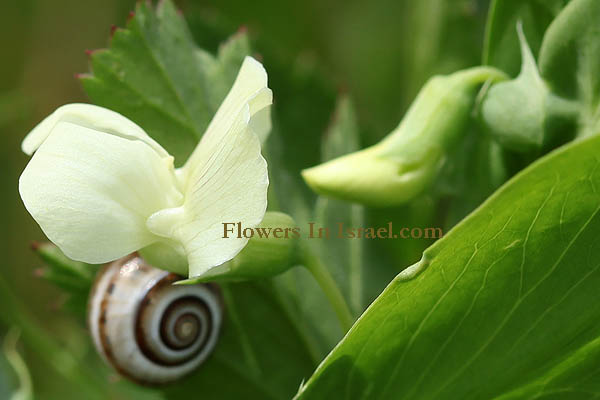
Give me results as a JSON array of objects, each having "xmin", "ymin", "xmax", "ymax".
[
  {"xmin": 180, "ymin": 56, "xmax": 272, "ymax": 185},
  {"xmin": 19, "ymin": 121, "xmax": 183, "ymax": 264},
  {"xmin": 248, "ymin": 104, "xmax": 272, "ymax": 144},
  {"xmin": 22, "ymin": 103, "xmax": 168, "ymax": 157},
  {"xmin": 147, "ymin": 105, "xmax": 268, "ymax": 277}
]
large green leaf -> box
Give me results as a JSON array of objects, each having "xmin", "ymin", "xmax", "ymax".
[
  {"xmin": 296, "ymin": 132, "xmax": 600, "ymax": 399},
  {"xmin": 79, "ymin": 0, "xmax": 248, "ymax": 166},
  {"xmin": 483, "ymin": 0, "xmax": 568, "ymax": 76},
  {"xmin": 538, "ymin": 0, "xmax": 600, "ymax": 138}
]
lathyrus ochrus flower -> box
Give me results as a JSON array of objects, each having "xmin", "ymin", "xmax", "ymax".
[{"xmin": 19, "ymin": 56, "xmax": 280, "ymax": 280}]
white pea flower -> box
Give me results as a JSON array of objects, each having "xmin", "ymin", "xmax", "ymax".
[{"xmin": 19, "ymin": 56, "xmax": 271, "ymax": 278}]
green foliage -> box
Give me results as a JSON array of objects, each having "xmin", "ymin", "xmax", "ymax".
[
  {"xmin": 295, "ymin": 2, "xmax": 600, "ymax": 397},
  {"xmin": 2, "ymin": 329, "xmax": 33, "ymax": 400},
  {"xmin": 265, "ymin": 96, "xmax": 357, "ymax": 354},
  {"xmin": 314, "ymin": 97, "xmax": 366, "ymax": 314},
  {"xmin": 163, "ymin": 281, "xmax": 316, "ymax": 400},
  {"xmin": 15, "ymin": 0, "xmax": 600, "ymax": 398},
  {"xmin": 79, "ymin": 0, "xmax": 249, "ymax": 166},
  {"xmin": 538, "ymin": 0, "xmax": 600, "ymax": 137},
  {"xmin": 31, "ymin": 243, "xmax": 98, "ymax": 318},
  {"xmin": 80, "ymin": 1, "xmax": 328, "ymax": 397},
  {"xmin": 433, "ymin": 127, "xmax": 509, "ymax": 228},
  {"xmin": 483, "ymin": 0, "xmax": 568, "ymax": 75},
  {"xmin": 481, "ymin": 23, "xmax": 578, "ymax": 153},
  {"xmin": 33, "ymin": 242, "xmax": 97, "ymax": 283},
  {"xmin": 296, "ymin": 131, "xmax": 600, "ymax": 400}
]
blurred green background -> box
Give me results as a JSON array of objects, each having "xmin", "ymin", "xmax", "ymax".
[{"xmin": 0, "ymin": 0, "xmax": 490, "ymax": 398}]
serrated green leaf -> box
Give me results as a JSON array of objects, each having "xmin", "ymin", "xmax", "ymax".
[
  {"xmin": 79, "ymin": 0, "xmax": 250, "ymax": 165},
  {"xmin": 31, "ymin": 243, "xmax": 97, "ymax": 317},
  {"xmin": 483, "ymin": 0, "xmax": 568, "ymax": 76},
  {"xmin": 29, "ymin": 255, "xmax": 92, "ymax": 323},
  {"xmin": 538, "ymin": 0, "xmax": 600, "ymax": 138},
  {"xmin": 33, "ymin": 242, "xmax": 97, "ymax": 282},
  {"xmin": 296, "ymin": 131, "xmax": 600, "ymax": 399}
]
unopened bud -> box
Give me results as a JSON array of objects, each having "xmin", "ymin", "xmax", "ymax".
[{"xmin": 302, "ymin": 66, "xmax": 507, "ymax": 207}]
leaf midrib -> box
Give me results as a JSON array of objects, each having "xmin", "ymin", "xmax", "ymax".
[{"xmin": 132, "ymin": 16, "xmax": 204, "ymax": 140}]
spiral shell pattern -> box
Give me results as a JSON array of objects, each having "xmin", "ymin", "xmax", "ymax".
[{"xmin": 88, "ymin": 255, "xmax": 223, "ymax": 384}]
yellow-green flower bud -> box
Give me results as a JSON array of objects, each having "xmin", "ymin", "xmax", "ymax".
[
  {"xmin": 177, "ymin": 212, "xmax": 299, "ymax": 283},
  {"xmin": 302, "ymin": 66, "xmax": 507, "ymax": 207}
]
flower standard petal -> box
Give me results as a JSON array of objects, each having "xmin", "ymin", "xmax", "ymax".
[
  {"xmin": 205, "ymin": 56, "xmax": 272, "ymax": 142},
  {"xmin": 19, "ymin": 121, "xmax": 183, "ymax": 264},
  {"xmin": 144, "ymin": 56, "xmax": 272, "ymax": 277},
  {"xmin": 146, "ymin": 105, "xmax": 269, "ymax": 278},
  {"xmin": 179, "ymin": 56, "xmax": 272, "ymax": 186}
]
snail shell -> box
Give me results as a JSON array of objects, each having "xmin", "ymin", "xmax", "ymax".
[{"xmin": 88, "ymin": 255, "xmax": 223, "ymax": 384}]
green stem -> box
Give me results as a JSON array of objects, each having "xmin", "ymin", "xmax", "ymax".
[
  {"xmin": 0, "ymin": 275, "xmax": 106, "ymax": 399},
  {"xmin": 300, "ymin": 241, "xmax": 354, "ymax": 332}
]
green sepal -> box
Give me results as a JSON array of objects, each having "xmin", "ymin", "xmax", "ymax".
[
  {"xmin": 481, "ymin": 23, "xmax": 579, "ymax": 153},
  {"xmin": 138, "ymin": 241, "xmax": 189, "ymax": 276},
  {"xmin": 31, "ymin": 243, "xmax": 99, "ymax": 318},
  {"xmin": 178, "ymin": 212, "xmax": 299, "ymax": 283},
  {"xmin": 32, "ymin": 242, "xmax": 98, "ymax": 286},
  {"xmin": 482, "ymin": 0, "xmax": 568, "ymax": 76}
]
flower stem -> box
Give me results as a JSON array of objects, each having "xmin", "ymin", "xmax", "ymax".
[
  {"xmin": 300, "ymin": 241, "xmax": 354, "ymax": 332},
  {"xmin": 0, "ymin": 275, "xmax": 107, "ymax": 399}
]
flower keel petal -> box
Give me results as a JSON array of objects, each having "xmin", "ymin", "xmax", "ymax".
[{"xmin": 180, "ymin": 56, "xmax": 272, "ymax": 185}]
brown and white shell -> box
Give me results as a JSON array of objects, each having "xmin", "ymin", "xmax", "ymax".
[{"xmin": 88, "ymin": 255, "xmax": 223, "ymax": 384}]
